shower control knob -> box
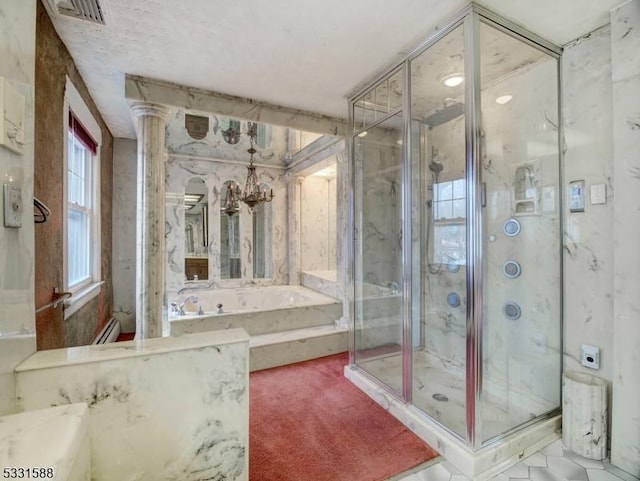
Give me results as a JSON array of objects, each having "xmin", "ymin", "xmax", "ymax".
[
  {"xmin": 503, "ymin": 260, "xmax": 521, "ymax": 279},
  {"xmin": 447, "ymin": 292, "xmax": 461, "ymax": 308},
  {"xmin": 503, "ymin": 218, "xmax": 521, "ymax": 237},
  {"xmin": 503, "ymin": 302, "xmax": 522, "ymax": 320}
]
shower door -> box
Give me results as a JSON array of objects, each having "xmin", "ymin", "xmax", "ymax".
[{"xmin": 352, "ymin": 69, "xmax": 405, "ymax": 395}]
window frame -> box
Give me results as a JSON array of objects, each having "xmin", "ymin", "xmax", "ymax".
[{"xmin": 63, "ymin": 77, "xmax": 103, "ymax": 319}]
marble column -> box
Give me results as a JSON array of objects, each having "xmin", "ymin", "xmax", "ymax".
[
  {"xmin": 130, "ymin": 102, "xmax": 170, "ymax": 339},
  {"xmin": 286, "ymin": 172, "xmax": 303, "ymax": 285},
  {"xmin": 610, "ymin": 1, "xmax": 640, "ymax": 476}
]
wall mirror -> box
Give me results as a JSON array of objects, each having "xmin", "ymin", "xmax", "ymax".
[
  {"xmin": 184, "ymin": 178, "xmax": 209, "ymax": 280},
  {"xmin": 221, "ymin": 180, "xmax": 241, "ymax": 279},
  {"xmin": 253, "ymin": 182, "xmax": 272, "ymax": 279}
]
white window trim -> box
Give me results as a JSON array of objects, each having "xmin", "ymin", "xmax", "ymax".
[{"xmin": 63, "ymin": 77, "xmax": 102, "ymax": 320}]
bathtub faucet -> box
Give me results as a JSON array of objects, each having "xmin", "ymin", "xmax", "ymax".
[
  {"xmin": 386, "ymin": 281, "xmax": 400, "ymax": 295},
  {"xmin": 216, "ymin": 303, "xmax": 224, "ymax": 315},
  {"xmin": 178, "ymin": 295, "xmax": 199, "ymax": 315}
]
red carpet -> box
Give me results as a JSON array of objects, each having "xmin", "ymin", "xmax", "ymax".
[{"xmin": 250, "ymin": 353, "xmax": 438, "ymax": 481}]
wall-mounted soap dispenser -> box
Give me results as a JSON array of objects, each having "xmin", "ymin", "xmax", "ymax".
[{"xmin": 512, "ymin": 160, "xmax": 540, "ymax": 215}]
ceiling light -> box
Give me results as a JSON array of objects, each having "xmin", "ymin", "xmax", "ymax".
[
  {"xmin": 357, "ymin": 131, "xmax": 368, "ymax": 138},
  {"xmin": 442, "ymin": 74, "xmax": 464, "ymax": 87},
  {"xmin": 496, "ymin": 94, "xmax": 513, "ymax": 105}
]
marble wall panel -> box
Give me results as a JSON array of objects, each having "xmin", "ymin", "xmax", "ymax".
[
  {"xmin": 166, "ymin": 109, "xmax": 289, "ymax": 166},
  {"xmin": 112, "ymin": 138, "xmax": 138, "ymax": 333},
  {"xmin": 561, "ymin": 25, "xmax": 615, "ymax": 439},
  {"xmin": 16, "ymin": 330, "xmax": 249, "ymax": 481},
  {"xmin": 0, "ymin": 0, "xmax": 37, "ymax": 415},
  {"xmin": 610, "ymin": 1, "xmax": 640, "ymax": 475},
  {"xmin": 301, "ymin": 176, "xmax": 331, "ymax": 271}
]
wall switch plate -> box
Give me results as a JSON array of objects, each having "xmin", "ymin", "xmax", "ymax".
[
  {"xmin": 569, "ymin": 180, "xmax": 585, "ymax": 212},
  {"xmin": 590, "ymin": 184, "xmax": 606, "ymax": 205},
  {"xmin": 581, "ymin": 344, "xmax": 600, "ymax": 370},
  {"xmin": 3, "ymin": 183, "xmax": 22, "ymax": 228}
]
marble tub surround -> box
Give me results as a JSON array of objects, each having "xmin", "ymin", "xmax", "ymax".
[
  {"xmin": 170, "ymin": 285, "xmax": 342, "ymax": 336},
  {"xmin": 301, "ymin": 270, "xmax": 339, "ymax": 298},
  {"xmin": 16, "ymin": 329, "xmax": 249, "ymax": 481},
  {"xmin": 0, "ymin": 404, "xmax": 90, "ymax": 481}
]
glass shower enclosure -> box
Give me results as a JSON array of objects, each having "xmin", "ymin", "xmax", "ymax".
[{"xmin": 348, "ymin": 4, "xmax": 562, "ymax": 457}]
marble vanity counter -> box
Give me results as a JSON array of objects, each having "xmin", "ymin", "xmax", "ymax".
[
  {"xmin": 0, "ymin": 404, "xmax": 90, "ymax": 481},
  {"xmin": 15, "ymin": 328, "xmax": 248, "ymax": 371}
]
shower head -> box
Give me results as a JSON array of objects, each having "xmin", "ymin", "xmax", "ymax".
[{"xmin": 424, "ymin": 101, "xmax": 465, "ymax": 129}]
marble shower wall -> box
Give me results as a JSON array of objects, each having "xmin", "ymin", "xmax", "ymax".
[
  {"xmin": 0, "ymin": 0, "xmax": 37, "ymax": 416},
  {"xmin": 417, "ymin": 50, "xmax": 562, "ymax": 420},
  {"xmin": 479, "ymin": 57, "xmax": 562, "ymax": 413},
  {"xmin": 15, "ymin": 329, "xmax": 250, "ymax": 481},
  {"xmin": 610, "ymin": 1, "xmax": 640, "ymax": 475},
  {"xmin": 300, "ymin": 174, "xmax": 337, "ymax": 272}
]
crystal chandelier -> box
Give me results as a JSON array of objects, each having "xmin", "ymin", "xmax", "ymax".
[{"xmin": 239, "ymin": 122, "xmax": 274, "ymax": 209}]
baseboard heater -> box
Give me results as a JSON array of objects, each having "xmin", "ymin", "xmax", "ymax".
[{"xmin": 93, "ymin": 318, "xmax": 121, "ymax": 344}]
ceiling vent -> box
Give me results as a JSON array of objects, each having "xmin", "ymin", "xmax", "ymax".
[{"xmin": 46, "ymin": 0, "xmax": 106, "ymax": 25}]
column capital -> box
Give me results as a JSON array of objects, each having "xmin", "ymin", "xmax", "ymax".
[
  {"xmin": 284, "ymin": 171, "xmax": 304, "ymax": 185},
  {"xmin": 130, "ymin": 101, "xmax": 171, "ymax": 122}
]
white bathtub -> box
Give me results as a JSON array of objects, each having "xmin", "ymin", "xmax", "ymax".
[{"xmin": 170, "ymin": 285, "xmax": 342, "ymax": 336}]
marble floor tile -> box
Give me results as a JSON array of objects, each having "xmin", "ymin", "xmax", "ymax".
[
  {"xmin": 504, "ymin": 462, "xmax": 532, "ymax": 479},
  {"xmin": 414, "ymin": 463, "xmax": 454, "ymax": 481},
  {"xmin": 564, "ymin": 450, "xmax": 606, "ymax": 470},
  {"xmin": 547, "ymin": 457, "xmax": 589, "ymax": 481},
  {"xmin": 587, "ymin": 469, "xmax": 630, "ymax": 481},
  {"xmin": 540, "ymin": 440, "xmax": 566, "ymax": 457},
  {"xmin": 529, "ymin": 466, "xmax": 569, "ymax": 481},
  {"xmin": 525, "ymin": 453, "xmax": 550, "ymax": 467}
]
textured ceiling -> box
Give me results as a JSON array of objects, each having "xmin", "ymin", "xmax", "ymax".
[{"xmin": 43, "ymin": 0, "xmax": 623, "ymax": 139}]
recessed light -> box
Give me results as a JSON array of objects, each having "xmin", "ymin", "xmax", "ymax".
[
  {"xmin": 442, "ymin": 74, "xmax": 464, "ymax": 87},
  {"xmin": 357, "ymin": 131, "xmax": 368, "ymax": 138},
  {"xmin": 496, "ymin": 94, "xmax": 513, "ymax": 105}
]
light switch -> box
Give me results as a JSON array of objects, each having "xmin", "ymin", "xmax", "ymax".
[
  {"xmin": 3, "ymin": 184, "xmax": 22, "ymax": 228},
  {"xmin": 590, "ymin": 184, "xmax": 606, "ymax": 205}
]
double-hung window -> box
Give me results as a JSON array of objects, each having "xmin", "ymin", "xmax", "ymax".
[{"xmin": 63, "ymin": 78, "xmax": 102, "ymax": 318}]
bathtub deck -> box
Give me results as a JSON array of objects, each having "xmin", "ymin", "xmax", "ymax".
[
  {"xmin": 169, "ymin": 285, "xmax": 348, "ymax": 371},
  {"xmin": 250, "ymin": 325, "xmax": 349, "ymax": 371}
]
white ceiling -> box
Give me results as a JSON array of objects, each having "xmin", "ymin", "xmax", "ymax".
[{"xmin": 43, "ymin": 0, "xmax": 623, "ymax": 139}]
